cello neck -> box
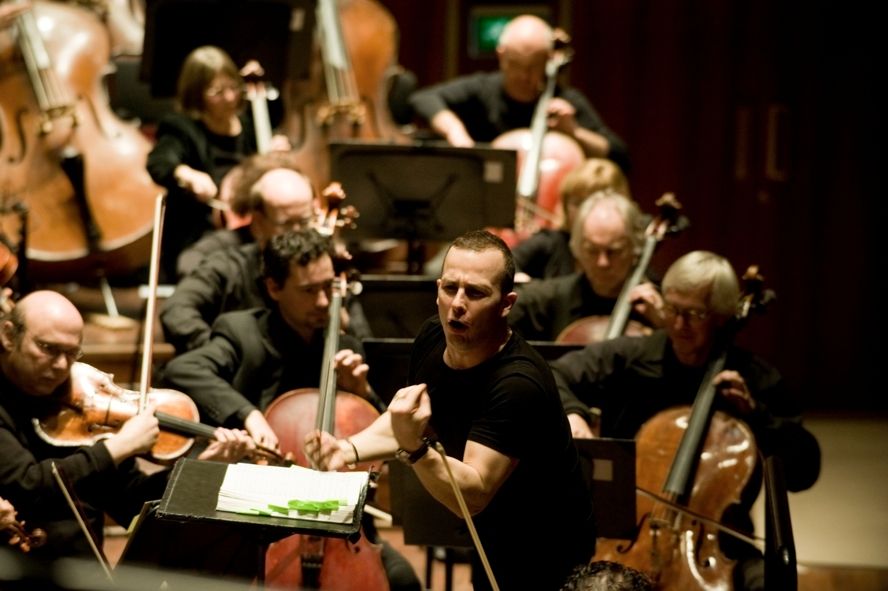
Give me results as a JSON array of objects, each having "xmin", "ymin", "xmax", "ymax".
[
  {"xmin": 605, "ymin": 192, "xmax": 685, "ymax": 340},
  {"xmin": 317, "ymin": 0, "xmax": 360, "ymax": 108},
  {"xmin": 604, "ymin": 235, "xmax": 657, "ymax": 340},
  {"xmin": 315, "ymin": 275, "xmax": 345, "ymax": 435},
  {"xmin": 661, "ymin": 353, "xmax": 726, "ymax": 501},
  {"xmin": 250, "ymin": 89, "xmax": 273, "ymax": 154},
  {"xmin": 14, "ymin": 5, "xmax": 75, "ymax": 130},
  {"xmin": 516, "ymin": 54, "xmax": 563, "ymax": 202}
]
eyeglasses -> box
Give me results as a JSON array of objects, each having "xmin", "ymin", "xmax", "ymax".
[
  {"xmin": 34, "ymin": 339, "xmax": 83, "ymax": 362},
  {"xmin": 662, "ymin": 303, "xmax": 710, "ymax": 324},
  {"xmin": 204, "ymin": 84, "xmax": 243, "ymax": 99}
]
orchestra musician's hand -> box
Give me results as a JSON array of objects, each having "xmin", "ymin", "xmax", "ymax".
[
  {"xmin": 0, "ymin": 497, "xmax": 16, "ymax": 529},
  {"xmin": 714, "ymin": 370, "xmax": 757, "ymax": 415},
  {"xmin": 546, "ymin": 97, "xmax": 579, "ymax": 136},
  {"xmin": 630, "ymin": 282, "xmax": 665, "ymax": 327},
  {"xmin": 104, "ymin": 404, "xmax": 160, "ymax": 465},
  {"xmin": 334, "ymin": 349, "xmax": 371, "ymax": 399},
  {"xmin": 197, "ymin": 427, "xmax": 256, "ymax": 463},
  {"xmin": 244, "ymin": 410, "xmax": 280, "ymax": 451},
  {"xmin": 567, "ymin": 413, "xmax": 596, "ymax": 439},
  {"xmin": 174, "ymin": 165, "xmax": 218, "ymax": 203},
  {"xmin": 431, "ymin": 110, "xmax": 475, "ymax": 148},
  {"xmin": 388, "ymin": 383, "xmax": 431, "ymax": 452},
  {"xmin": 270, "ymin": 134, "xmax": 292, "ymax": 151},
  {"xmin": 304, "ymin": 430, "xmax": 349, "ymax": 471}
]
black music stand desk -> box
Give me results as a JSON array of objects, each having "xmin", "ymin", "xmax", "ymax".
[{"xmin": 122, "ymin": 459, "xmax": 367, "ymax": 583}]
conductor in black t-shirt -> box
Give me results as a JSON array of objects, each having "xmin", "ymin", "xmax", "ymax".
[{"xmin": 305, "ymin": 230, "xmax": 596, "ymax": 591}]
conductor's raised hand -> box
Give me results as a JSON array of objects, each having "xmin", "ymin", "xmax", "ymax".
[{"xmin": 388, "ymin": 384, "xmax": 431, "ymax": 451}]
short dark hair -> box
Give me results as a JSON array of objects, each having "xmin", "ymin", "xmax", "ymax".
[
  {"xmin": 560, "ymin": 561, "xmax": 652, "ymax": 591},
  {"xmin": 446, "ymin": 230, "xmax": 515, "ymax": 294},
  {"xmin": 261, "ymin": 228, "xmax": 334, "ymax": 287}
]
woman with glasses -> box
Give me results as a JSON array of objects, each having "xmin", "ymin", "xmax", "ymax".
[{"xmin": 147, "ymin": 45, "xmax": 259, "ymax": 282}]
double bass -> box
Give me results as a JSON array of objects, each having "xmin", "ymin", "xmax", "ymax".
[
  {"xmin": 0, "ymin": 1, "xmax": 160, "ymax": 281},
  {"xmin": 263, "ymin": 272, "xmax": 388, "ymax": 589},
  {"xmin": 592, "ymin": 267, "xmax": 775, "ymax": 590},
  {"xmin": 283, "ymin": 0, "xmax": 406, "ymax": 190}
]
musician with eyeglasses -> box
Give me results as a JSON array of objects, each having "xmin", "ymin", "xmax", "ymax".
[
  {"xmin": 0, "ymin": 291, "xmax": 255, "ymax": 562},
  {"xmin": 147, "ymin": 45, "xmax": 293, "ymax": 282},
  {"xmin": 550, "ymin": 251, "xmax": 820, "ymax": 590}
]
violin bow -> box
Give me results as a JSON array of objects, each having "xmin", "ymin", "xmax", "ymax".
[
  {"xmin": 50, "ymin": 461, "xmax": 115, "ymax": 582},
  {"xmin": 430, "ymin": 441, "xmax": 501, "ymax": 591},
  {"xmin": 138, "ymin": 193, "xmax": 167, "ymax": 410}
]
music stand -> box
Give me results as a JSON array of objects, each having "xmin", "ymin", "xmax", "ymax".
[
  {"xmin": 329, "ymin": 141, "xmax": 517, "ymax": 273},
  {"xmin": 141, "ymin": 0, "xmax": 316, "ymax": 97},
  {"xmin": 573, "ymin": 437, "xmax": 637, "ymax": 539},
  {"xmin": 120, "ymin": 459, "xmax": 367, "ymax": 583},
  {"xmin": 359, "ymin": 275, "xmax": 438, "ymax": 338}
]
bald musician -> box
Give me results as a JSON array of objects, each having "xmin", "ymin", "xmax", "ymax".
[
  {"xmin": 409, "ymin": 14, "xmax": 629, "ymax": 171},
  {"xmin": 0, "ymin": 291, "xmax": 253, "ymax": 560}
]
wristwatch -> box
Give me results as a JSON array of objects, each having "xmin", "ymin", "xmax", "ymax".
[{"xmin": 396, "ymin": 437, "xmax": 432, "ymax": 464}]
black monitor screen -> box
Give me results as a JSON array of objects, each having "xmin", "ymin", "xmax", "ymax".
[{"xmin": 329, "ymin": 141, "xmax": 517, "ymax": 242}]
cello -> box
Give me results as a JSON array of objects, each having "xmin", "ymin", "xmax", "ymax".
[
  {"xmin": 556, "ymin": 193, "xmax": 687, "ymax": 344},
  {"xmin": 262, "ymin": 273, "xmax": 388, "ymax": 590},
  {"xmin": 492, "ymin": 29, "xmax": 584, "ymax": 247},
  {"xmin": 592, "ymin": 267, "xmax": 775, "ymax": 590},
  {"xmin": 0, "ymin": 0, "xmax": 160, "ymax": 281}
]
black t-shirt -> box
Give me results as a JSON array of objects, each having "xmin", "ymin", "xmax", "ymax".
[{"xmin": 408, "ymin": 317, "xmax": 595, "ymax": 590}]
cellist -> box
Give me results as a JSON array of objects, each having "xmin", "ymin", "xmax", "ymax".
[
  {"xmin": 508, "ymin": 189, "xmax": 663, "ymax": 341},
  {"xmin": 0, "ymin": 291, "xmax": 254, "ymax": 561},
  {"xmin": 408, "ymin": 14, "xmax": 629, "ymax": 171},
  {"xmin": 551, "ymin": 251, "xmax": 821, "ymax": 589},
  {"xmin": 160, "ymin": 229, "xmax": 421, "ymax": 591}
]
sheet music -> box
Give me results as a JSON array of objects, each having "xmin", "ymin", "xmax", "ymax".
[{"xmin": 216, "ymin": 463, "xmax": 369, "ymax": 524}]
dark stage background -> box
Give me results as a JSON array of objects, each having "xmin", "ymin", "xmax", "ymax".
[{"xmin": 379, "ymin": 0, "xmax": 880, "ymax": 411}]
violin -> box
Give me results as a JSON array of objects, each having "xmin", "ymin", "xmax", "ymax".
[
  {"xmin": 32, "ymin": 362, "xmax": 288, "ymax": 465},
  {"xmin": 592, "ymin": 267, "xmax": 775, "ymax": 589},
  {"xmin": 33, "ymin": 362, "xmax": 202, "ymax": 463},
  {"xmin": 556, "ymin": 193, "xmax": 688, "ymax": 344},
  {"xmin": 492, "ymin": 28, "xmax": 584, "ymax": 247},
  {"xmin": 263, "ymin": 274, "xmax": 388, "ymax": 590}
]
